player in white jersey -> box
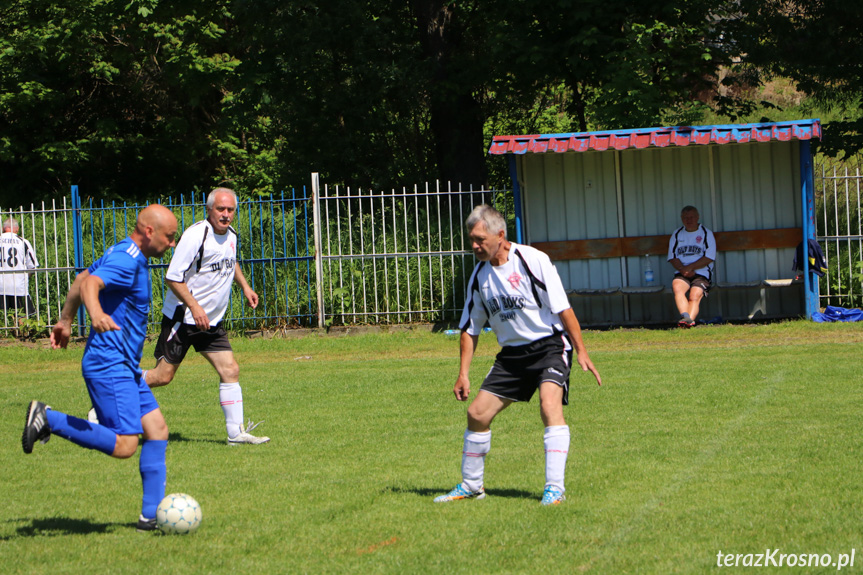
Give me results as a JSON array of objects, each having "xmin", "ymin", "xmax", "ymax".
[
  {"xmin": 434, "ymin": 204, "xmax": 601, "ymax": 506},
  {"xmin": 667, "ymin": 206, "xmax": 716, "ymax": 328},
  {"xmin": 0, "ymin": 218, "xmax": 38, "ymax": 317},
  {"xmin": 147, "ymin": 188, "xmax": 269, "ymax": 445}
]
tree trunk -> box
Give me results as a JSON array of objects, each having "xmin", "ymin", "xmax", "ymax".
[{"xmin": 412, "ymin": 0, "xmax": 488, "ymax": 187}]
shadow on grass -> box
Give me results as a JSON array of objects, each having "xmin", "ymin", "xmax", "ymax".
[
  {"xmin": 1, "ymin": 516, "xmax": 128, "ymax": 539},
  {"xmin": 167, "ymin": 431, "xmax": 224, "ymax": 444},
  {"xmin": 385, "ymin": 485, "xmax": 535, "ymax": 500}
]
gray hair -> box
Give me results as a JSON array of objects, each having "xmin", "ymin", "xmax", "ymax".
[
  {"xmin": 681, "ymin": 205, "xmax": 698, "ymax": 215},
  {"xmin": 2, "ymin": 217, "xmax": 18, "ymax": 232},
  {"xmin": 466, "ymin": 204, "xmax": 506, "ymax": 238},
  {"xmin": 206, "ymin": 187, "xmax": 238, "ymax": 209}
]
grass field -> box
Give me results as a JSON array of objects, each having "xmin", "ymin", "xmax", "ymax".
[{"xmin": 3, "ymin": 321, "xmax": 863, "ymax": 574}]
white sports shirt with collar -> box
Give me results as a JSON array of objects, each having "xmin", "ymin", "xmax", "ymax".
[
  {"xmin": 667, "ymin": 224, "xmax": 717, "ymax": 280},
  {"xmin": 162, "ymin": 219, "xmax": 238, "ymax": 325},
  {"xmin": 459, "ymin": 242, "xmax": 572, "ymax": 348}
]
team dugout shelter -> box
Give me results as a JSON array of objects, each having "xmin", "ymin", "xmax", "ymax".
[{"xmin": 489, "ymin": 119, "xmax": 822, "ymax": 327}]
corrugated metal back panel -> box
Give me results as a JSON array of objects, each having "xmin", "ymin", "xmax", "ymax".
[
  {"xmin": 514, "ymin": 139, "xmax": 804, "ymax": 324},
  {"xmin": 521, "ymin": 151, "xmax": 625, "ymax": 322},
  {"xmin": 618, "ymin": 145, "xmax": 715, "ymax": 293},
  {"xmin": 522, "ymin": 151, "xmax": 620, "ymax": 278},
  {"xmin": 713, "ymin": 140, "xmax": 801, "ymax": 283}
]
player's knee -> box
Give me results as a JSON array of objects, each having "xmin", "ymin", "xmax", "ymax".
[
  {"xmin": 148, "ymin": 370, "xmax": 175, "ymax": 387},
  {"xmin": 466, "ymin": 404, "xmax": 492, "ymax": 429},
  {"xmin": 112, "ymin": 435, "xmax": 139, "ymax": 459},
  {"xmin": 145, "ymin": 421, "xmax": 169, "ymax": 441},
  {"xmin": 222, "ymin": 362, "xmax": 240, "ymax": 382}
]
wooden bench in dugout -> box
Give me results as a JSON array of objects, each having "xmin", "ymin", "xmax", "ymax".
[{"xmin": 531, "ymin": 227, "xmax": 804, "ymax": 297}]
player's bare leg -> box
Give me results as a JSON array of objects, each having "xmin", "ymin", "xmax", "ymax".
[
  {"xmin": 538, "ymin": 381, "xmax": 569, "ymax": 505},
  {"xmin": 202, "ymin": 350, "xmax": 269, "ymax": 445},
  {"xmin": 435, "ymin": 391, "xmax": 510, "ymax": 503},
  {"xmin": 145, "ymin": 359, "xmax": 180, "ymax": 388},
  {"xmin": 686, "ymin": 285, "xmax": 706, "ymax": 323},
  {"xmin": 466, "ymin": 389, "xmax": 510, "ymax": 432},
  {"xmin": 672, "ymin": 278, "xmax": 694, "ymax": 326},
  {"xmin": 141, "ymin": 407, "xmax": 169, "ymax": 442}
]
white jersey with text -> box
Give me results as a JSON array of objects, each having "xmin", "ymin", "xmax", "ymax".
[
  {"xmin": 459, "ymin": 243, "xmax": 571, "ymax": 348},
  {"xmin": 667, "ymin": 224, "xmax": 716, "ymax": 280},
  {"xmin": 162, "ymin": 220, "xmax": 237, "ymax": 325},
  {"xmin": 0, "ymin": 232, "xmax": 38, "ymax": 296}
]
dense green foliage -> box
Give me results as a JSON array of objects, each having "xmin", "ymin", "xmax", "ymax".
[
  {"xmin": 1, "ymin": 1, "xmax": 861, "ymax": 206},
  {"xmin": 3, "ymin": 323, "xmax": 863, "ymax": 573},
  {"xmin": 730, "ymin": 0, "xmax": 863, "ymax": 157}
]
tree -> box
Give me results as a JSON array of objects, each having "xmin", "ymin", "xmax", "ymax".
[
  {"xmin": 730, "ymin": 0, "xmax": 863, "ymax": 155},
  {"xmin": 6, "ymin": 0, "xmax": 838, "ymax": 206},
  {"xmin": 484, "ymin": 0, "xmax": 737, "ymax": 133},
  {"xmin": 231, "ymin": 1, "xmax": 434, "ymax": 192},
  {"xmin": 0, "ymin": 0, "xmax": 245, "ymax": 205}
]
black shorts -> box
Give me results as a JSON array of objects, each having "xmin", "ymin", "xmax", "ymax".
[
  {"xmin": 154, "ymin": 313, "xmax": 232, "ymax": 365},
  {"xmin": 673, "ymin": 273, "xmax": 711, "ymax": 295},
  {"xmin": 480, "ymin": 334, "xmax": 572, "ymax": 405},
  {"xmin": 2, "ymin": 294, "xmax": 35, "ymax": 316}
]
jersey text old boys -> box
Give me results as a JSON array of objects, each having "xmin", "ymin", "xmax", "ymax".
[
  {"xmin": 667, "ymin": 224, "xmax": 716, "ymax": 279},
  {"xmin": 459, "ymin": 243, "xmax": 571, "ymax": 347},
  {"xmin": 162, "ymin": 220, "xmax": 237, "ymax": 325}
]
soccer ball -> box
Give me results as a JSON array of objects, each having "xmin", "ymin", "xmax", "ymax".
[{"xmin": 156, "ymin": 493, "xmax": 202, "ymax": 534}]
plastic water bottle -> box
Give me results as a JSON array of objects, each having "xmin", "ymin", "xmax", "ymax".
[{"xmin": 644, "ymin": 255, "xmax": 654, "ymax": 285}]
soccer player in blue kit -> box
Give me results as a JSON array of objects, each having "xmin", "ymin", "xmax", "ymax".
[
  {"xmin": 22, "ymin": 204, "xmax": 178, "ymax": 532},
  {"xmin": 434, "ymin": 204, "xmax": 602, "ymax": 506}
]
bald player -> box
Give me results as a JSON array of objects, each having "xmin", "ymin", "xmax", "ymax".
[{"xmin": 23, "ymin": 204, "xmax": 177, "ymax": 532}]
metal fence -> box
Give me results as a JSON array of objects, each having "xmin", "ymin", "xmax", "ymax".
[
  {"xmin": 816, "ymin": 158, "xmax": 863, "ymax": 308},
  {"xmin": 12, "ymin": 157, "xmax": 855, "ymax": 338},
  {"xmin": 314, "ymin": 175, "xmax": 513, "ymax": 325},
  {"xmin": 0, "ymin": 179, "xmax": 512, "ymax": 336},
  {"xmin": 0, "ymin": 197, "xmax": 76, "ymax": 335}
]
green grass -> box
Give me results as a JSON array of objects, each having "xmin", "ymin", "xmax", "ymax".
[{"xmin": 2, "ymin": 321, "xmax": 863, "ymax": 573}]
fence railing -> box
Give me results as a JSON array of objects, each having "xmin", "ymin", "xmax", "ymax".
[
  {"xmin": 9, "ymin": 156, "xmax": 855, "ymax": 338},
  {"xmin": 0, "ymin": 179, "xmax": 512, "ymax": 336},
  {"xmin": 816, "ymin": 159, "xmax": 863, "ymax": 308},
  {"xmin": 0, "ymin": 197, "xmax": 77, "ymax": 334},
  {"xmin": 314, "ymin": 175, "xmax": 513, "ymax": 325}
]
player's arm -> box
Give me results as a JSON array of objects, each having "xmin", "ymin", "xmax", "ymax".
[
  {"xmin": 454, "ymin": 330, "xmax": 479, "ymax": 401},
  {"xmin": 667, "ymin": 235, "xmax": 685, "ymax": 275},
  {"xmin": 679, "ymin": 255, "xmax": 714, "ymax": 277},
  {"xmin": 559, "ymin": 307, "xmax": 601, "ymax": 386},
  {"xmin": 51, "ymin": 269, "xmax": 89, "ymax": 349},
  {"xmin": 233, "ymin": 262, "xmax": 258, "ymax": 309},
  {"xmin": 166, "ymin": 279, "xmax": 210, "ymax": 330},
  {"xmin": 80, "ymin": 273, "xmax": 119, "ymax": 333}
]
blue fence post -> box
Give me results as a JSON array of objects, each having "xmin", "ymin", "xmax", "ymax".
[
  {"xmin": 507, "ymin": 155, "xmax": 523, "ymax": 243},
  {"xmin": 71, "ymin": 185, "xmax": 86, "ymax": 335}
]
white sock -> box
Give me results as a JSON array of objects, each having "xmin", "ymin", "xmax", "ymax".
[
  {"xmin": 219, "ymin": 382, "xmax": 244, "ymax": 438},
  {"xmin": 461, "ymin": 429, "xmax": 491, "ymax": 492},
  {"xmin": 544, "ymin": 425, "xmax": 570, "ymax": 491}
]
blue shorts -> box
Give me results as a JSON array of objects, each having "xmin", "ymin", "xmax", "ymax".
[{"xmin": 85, "ymin": 371, "xmax": 160, "ymax": 435}]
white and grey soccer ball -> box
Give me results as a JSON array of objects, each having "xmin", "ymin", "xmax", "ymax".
[{"xmin": 156, "ymin": 493, "xmax": 202, "ymax": 534}]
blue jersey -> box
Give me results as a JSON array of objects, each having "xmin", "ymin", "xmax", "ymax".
[{"xmin": 81, "ymin": 237, "xmax": 151, "ymax": 378}]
